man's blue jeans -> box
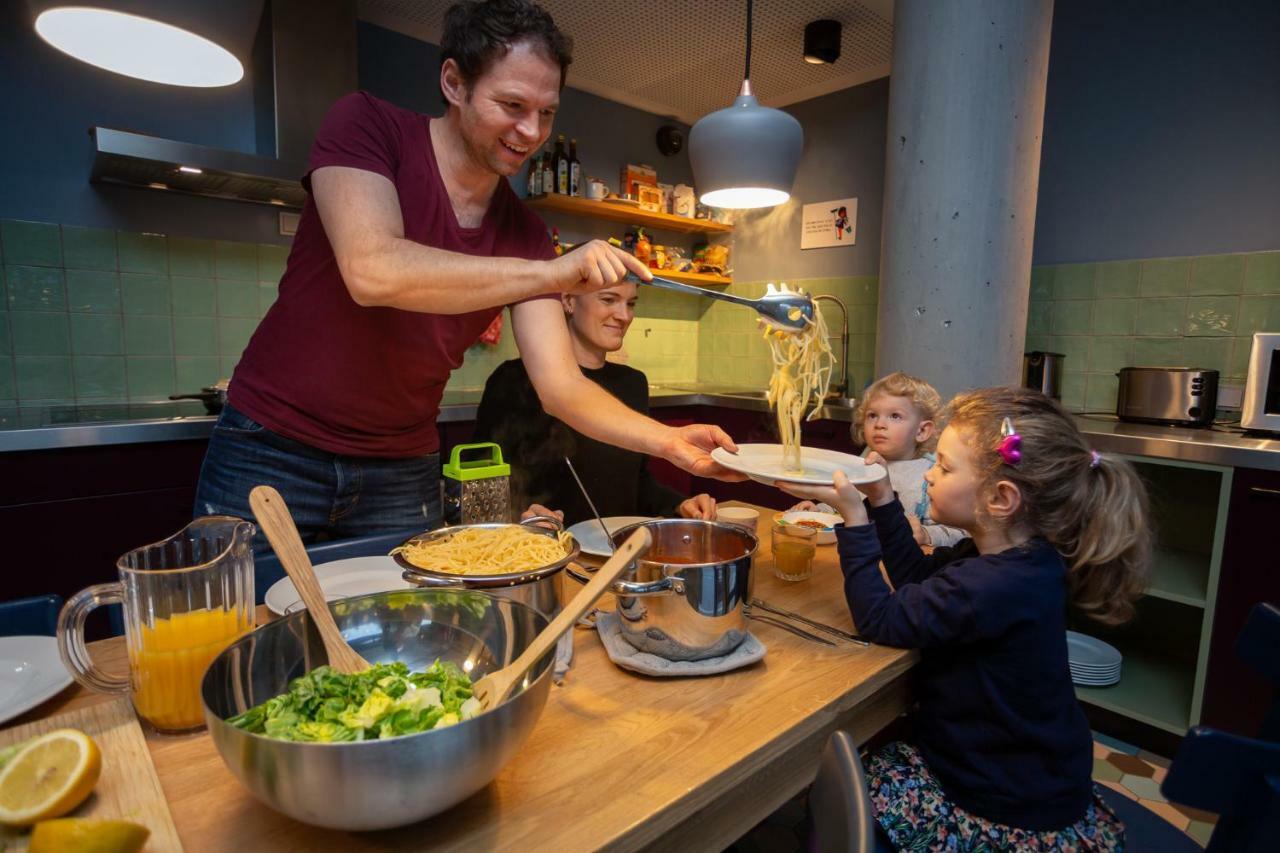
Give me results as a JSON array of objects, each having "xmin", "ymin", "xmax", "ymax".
[{"xmin": 194, "ymin": 403, "xmax": 441, "ymax": 551}]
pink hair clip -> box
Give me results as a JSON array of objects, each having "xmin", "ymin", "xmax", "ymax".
[
  {"xmin": 997, "ymin": 417, "xmax": 1022, "ymax": 466},
  {"xmin": 1090, "ymin": 449, "xmax": 1102, "ymax": 469}
]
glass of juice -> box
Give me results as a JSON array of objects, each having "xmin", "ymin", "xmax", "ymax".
[
  {"xmin": 58, "ymin": 516, "xmax": 255, "ymax": 733},
  {"xmin": 771, "ymin": 522, "xmax": 817, "ymax": 582}
]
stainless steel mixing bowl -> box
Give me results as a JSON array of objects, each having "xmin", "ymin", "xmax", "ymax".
[{"xmin": 201, "ymin": 589, "xmax": 553, "ymax": 831}]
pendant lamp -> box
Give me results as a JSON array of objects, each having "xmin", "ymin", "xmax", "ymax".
[
  {"xmin": 689, "ymin": 0, "xmax": 803, "ymax": 209},
  {"xmin": 30, "ymin": 0, "xmax": 260, "ymax": 88}
]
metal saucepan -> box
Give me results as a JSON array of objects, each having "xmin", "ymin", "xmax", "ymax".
[
  {"xmin": 170, "ymin": 378, "xmax": 230, "ymax": 414},
  {"xmin": 567, "ymin": 518, "xmax": 757, "ymax": 661},
  {"xmin": 202, "ymin": 589, "xmax": 554, "ymax": 830},
  {"xmin": 394, "ymin": 516, "xmax": 580, "ymax": 619}
]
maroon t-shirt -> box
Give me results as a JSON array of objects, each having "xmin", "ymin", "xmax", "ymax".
[{"xmin": 229, "ymin": 92, "xmax": 555, "ymax": 457}]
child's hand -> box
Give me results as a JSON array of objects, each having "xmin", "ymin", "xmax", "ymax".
[
  {"xmin": 907, "ymin": 513, "xmax": 930, "ymax": 545},
  {"xmin": 858, "ymin": 451, "xmax": 896, "ymax": 507},
  {"xmin": 780, "ymin": 470, "xmax": 869, "ymax": 526},
  {"xmin": 786, "ymin": 500, "xmax": 818, "ymax": 512}
]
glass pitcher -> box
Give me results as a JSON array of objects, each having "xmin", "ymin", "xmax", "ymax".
[{"xmin": 57, "ymin": 516, "xmax": 255, "ymax": 733}]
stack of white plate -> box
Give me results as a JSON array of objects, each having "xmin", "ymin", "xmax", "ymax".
[{"xmin": 1066, "ymin": 631, "xmax": 1122, "ymax": 686}]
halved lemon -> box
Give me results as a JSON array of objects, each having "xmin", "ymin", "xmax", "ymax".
[
  {"xmin": 29, "ymin": 818, "xmax": 150, "ymax": 853},
  {"xmin": 0, "ymin": 729, "xmax": 102, "ymax": 826}
]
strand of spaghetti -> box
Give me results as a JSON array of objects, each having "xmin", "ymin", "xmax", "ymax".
[
  {"xmin": 391, "ymin": 527, "xmax": 571, "ymax": 575},
  {"xmin": 763, "ymin": 294, "xmax": 833, "ymax": 473}
]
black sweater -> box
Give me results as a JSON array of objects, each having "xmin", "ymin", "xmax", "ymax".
[
  {"xmin": 472, "ymin": 359, "xmax": 684, "ymax": 525},
  {"xmin": 835, "ymin": 498, "xmax": 1093, "ymax": 831}
]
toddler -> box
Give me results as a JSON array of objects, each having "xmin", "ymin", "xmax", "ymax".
[{"xmin": 785, "ymin": 386, "xmax": 1151, "ymax": 851}]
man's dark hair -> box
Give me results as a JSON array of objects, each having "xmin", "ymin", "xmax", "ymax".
[{"xmin": 440, "ymin": 0, "xmax": 573, "ymax": 99}]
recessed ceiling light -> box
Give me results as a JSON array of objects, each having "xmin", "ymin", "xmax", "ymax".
[
  {"xmin": 803, "ymin": 19, "xmax": 842, "ymax": 65},
  {"xmin": 34, "ymin": 7, "xmax": 243, "ymax": 88},
  {"xmin": 178, "ymin": 166, "xmax": 203, "ymax": 174}
]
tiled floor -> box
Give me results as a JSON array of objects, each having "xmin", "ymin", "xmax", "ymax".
[{"xmin": 1092, "ymin": 732, "xmax": 1218, "ymax": 847}]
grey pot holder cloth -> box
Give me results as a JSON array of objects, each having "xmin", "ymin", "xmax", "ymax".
[
  {"xmin": 595, "ymin": 610, "xmax": 766, "ymax": 676},
  {"xmin": 553, "ymin": 631, "xmax": 574, "ymax": 683}
]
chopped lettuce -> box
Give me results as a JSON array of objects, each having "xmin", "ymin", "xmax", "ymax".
[{"xmin": 227, "ymin": 660, "xmax": 477, "ymax": 742}]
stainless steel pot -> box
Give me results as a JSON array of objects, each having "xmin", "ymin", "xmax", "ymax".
[
  {"xmin": 567, "ymin": 518, "xmax": 757, "ymax": 661},
  {"xmin": 393, "ymin": 516, "xmax": 580, "ymax": 619},
  {"xmin": 169, "ymin": 378, "xmax": 230, "ymax": 414}
]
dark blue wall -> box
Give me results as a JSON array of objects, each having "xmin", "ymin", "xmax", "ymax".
[{"xmin": 1032, "ymin": 0, "xmax": 1280, "ymax": 264}]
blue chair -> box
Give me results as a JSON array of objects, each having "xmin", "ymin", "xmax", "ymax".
[
  {"xmin": 252, "ymin": 528, "xmax": 423, "ymax": 604},
  {"xmin": 807, "ymin": 729, "xmax": 891, "ymax": 853},
  {"xmin": 0, "ymin": 594, "xmax": 63, "ymax": 636}
]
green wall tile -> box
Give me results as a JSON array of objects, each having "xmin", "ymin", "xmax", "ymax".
[
  {"xmin": 1239, "ymin": 295, "xmax": 1280, "ymax": 335},
  {"xmin": 217, "ymin": 280, "xmax": 260, "ymax": 317},
  {"xmin": 1060, "ymin": 372, "xmax": 1086, "ymax": 411},
  {"xmin": 1, "ymin": 220, "xmax": 62, "ymax": 267},
  {"xmin": 73, "ymin": 356, "xmax": 126, "ymax": 397},
  {"xmin": 1052, "ymin": 300, "xmax": 1093, "ymax": 334},
  {"xmin": 1027, "ymin": 301, "xmax": 1052, "ymax": 334},
  {"xmin": 215, "ymin": 241, "xmax": 258, "ymax": 280},
  {"xmin": 171, "ymin": 276, "xmax": 216, "ymax": 315},
  {"xmin": 1228, "ymin": 337, "xmax": 1254, "ymax": 378},
  {"xmin": 1189, "ymin": 254, "xmax": 1246, "ymax": 295},
  {"xmin": 11, "ymin": 312, "xmax": 69, "ymax": 355},
  {"xmin": 0, "ymin": 356, "xmax": 12, "ymax": 400},
  {"xmin": 6, "ymin": 266, "xmax": 66, "ymax": 311},
  {"xmin": 1055, "ymin": 336, "xmax": 1090, "ymax": 367},
  {"xmin": 1181, "ymin": 338, "xmax": 1231, "ymax": 373},
  {"xmin": 1244, "ymin": 252, "xmax": 1280, "ymax": 293},
  {"xmin": 1096, "ymin": 261, "xmax": 1141, "ymax": 297},
  {"xmin": 1136, "ymin": 298, "xmax": 1186, "ymax": 336},
  {"xmin": 257, "ymin": 244, "xmax": 289, "ymax": 281},
  {"xmin": 175, "ymin": 356, "xmax": 220, "ymax": 390},
  {"xmin": 1052, "ymin": 263, "xmax": 1096, "ymax": 299},
  {"xmin": 1140, "ymin": 258, "xmax": 1190, "ymax": 295},
  {"xmin": 1184, "ymin": 295, "xmax": 1238, "ymax": 336},
  {"xmin": 174, "ymin": 317, "xmax": 217, "ymax": 356},
  {"xmin": 167, "ymin": 237, "xmax": 215, "ymax": 277},
  {"xmin": 1133, "ymin": 338, "xmax": 1184, "ymax": 367},
  {"xmin": 15, "ymin": 356, "xmax": 72, "ymax": 399},
  {"xmin": 1093, "ymin": 299, "xmax": 1137, "ymax": 335},
  {"xmin": 70, "ymin": 314, "xmax": 123, "ymax": 355},
  {"xmin": 217, "ymin": 318, "xmax": 257, "ymax": 357},
  {"xmin": 65, "ymin": 269, "xmax": 120, "ymax": 313},
  {"xmin": 0, "ymin": 312, "xmax": 10, "ymax": 355},
  {"xmin": 124, "ymin": 315, "xmax": 172, "ymax": 355},
  {"xmin": 1089, "ymin": 338, "xmax": 1132, "ymax": 373},
  {"xmin": 258, "ymin": 282, "xmax": 277, "ymax": 316},
  {"xmin": 1030, "ymin": 267, "xmax": 1054, "ymax": 301},
  {"xmin": 120, "ymin": 273, "xmax": 170, "ymax": 315},
  {"xmin": 117, "ymin": 232, "xmax": 168, "ymax": 274},
  {"xmin": 1085, "ymin": 373, "xmax": 1119, "ymax": 411},
  {"xmin": 218, "ymin": 356, "xmax": 239, "ymax": 378},
  {"xmin": 125, "ymin": 356, "xmax": 173, "ymax": 397},
  {"xmin": 61, "ymin": 226, "xmax": 117, "ymax": 271}
]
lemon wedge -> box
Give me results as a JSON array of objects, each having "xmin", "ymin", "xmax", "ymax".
[
  {"xmin": 29, "ymin": 818, "xmax": 150, "ymax": 853},
  {"xmin": 0, "ymin": 729, "xmax": 102, "ymax": 826}
]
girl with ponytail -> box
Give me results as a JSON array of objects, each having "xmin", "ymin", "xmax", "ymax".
[{"xmin": 784, "ymin": 385, "xmax": 1149, "ymax": 851}]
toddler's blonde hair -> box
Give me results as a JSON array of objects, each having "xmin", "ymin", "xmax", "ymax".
[{"xmin": 852, "ymin": 371, "xmax": 944, "ymax": 453}]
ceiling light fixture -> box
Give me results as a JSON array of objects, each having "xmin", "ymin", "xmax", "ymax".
[
  {"xmin": 803, "ymin": 19, "xmax": 842, "ymax": 65},
  {"xmin": 688, "ymin": 0, "xmax": 803, "ymax": 209},
  {"xmin": 34, "ymin": 6, "xmax": 244, "ymax": 88},
  {"xmin": 177, "ymin": 166, "xmax": 204, "ymax": 174}
]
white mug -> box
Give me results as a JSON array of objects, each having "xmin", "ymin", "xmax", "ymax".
[
  {"xmin": 587, "ymin": 179, "xmax": 608, "ymax": 200},
  {"xmin": 716, "ymin": 506, "xmax": 760, "ymax": 535}
]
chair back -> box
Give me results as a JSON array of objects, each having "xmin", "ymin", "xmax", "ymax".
[
  {"xmin": 252, "ymin": 528, "xmax": 422, "ymax": 604},
  {"xmin": 807, "ymin": 730, "xmax": 878, "ymax": 853},
  {"xmin": 0, "ymin": 594, "xmax": 63, "ymax": 636}
]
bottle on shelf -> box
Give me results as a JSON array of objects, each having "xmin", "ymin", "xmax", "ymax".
[
  {"xmin": 539, "ymin": 147, "xmax": 553, "ymax": 196},
  {"xmin": 553, "ymin": 134, "xmax": 569, "ymax": 194},
  {"xmin": 569, "ymin": 138, "xmax": 581, "ymax": 197},
  {"xmin": 527, "ymin": 152, "xmax": 541, "ymax": 196}
]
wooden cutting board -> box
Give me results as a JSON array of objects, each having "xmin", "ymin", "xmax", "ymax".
[{"xmin": 0, "ymin": 698, "xmax": 182, "ymax": 851}]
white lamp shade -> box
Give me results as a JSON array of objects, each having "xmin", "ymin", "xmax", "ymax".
[{"xmin": 689, "ymin": 91, "xmax": 803, "ymax": 209}]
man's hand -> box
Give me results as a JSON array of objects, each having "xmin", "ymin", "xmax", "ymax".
[
  {"xmin": 545, "ymin": 239, "xmax": 651, "ymax": 294},
  {"xmin": 677, "ymin": 493, "xmax": 717, "ymax": 519},
  {"xmin": 658, "ymin": 424, "xmax": 747, "ymax": 481},
  {"xmin": 520, "ymin": 504, "xmax": 564, "ymax": 529},
  {"xmin": 780, "ymin": 470, "xmax": 869, "ymax": 527}
]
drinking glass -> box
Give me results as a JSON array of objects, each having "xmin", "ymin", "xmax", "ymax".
[
  {"xmin": 57, "ymin": 516, "xmax": 255, "ymax": 733},
  {"xmin": 771, "ymin": 522, "xmax": 817, "ymax": 582}
]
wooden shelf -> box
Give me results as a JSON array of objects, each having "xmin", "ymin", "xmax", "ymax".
[
  {"xmin": 524, "ymin": 193, "xmax": 733, "ymax": 235},
  {"xmin": 654, "ymin": 269, "xmax": 732, "ymax": 287},
  {"xmin": 1146, "ymin": 549, "xmax": 1209, "ymax": 608},
  {"xmin": 1075, "ymin": 647, "xmax": 1194, "ymax": 734}
]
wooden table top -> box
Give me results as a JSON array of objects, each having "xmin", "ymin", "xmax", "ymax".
[{"xmin": 12, "ymin": 504, "xmax": 916, "ymax": 852}]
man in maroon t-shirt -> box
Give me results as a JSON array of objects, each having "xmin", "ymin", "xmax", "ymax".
[{"xmin": 195, "ymin": 0, "xmax": 739, "ymax": 546}]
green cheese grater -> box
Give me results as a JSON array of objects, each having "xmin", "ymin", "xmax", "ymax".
[{"xmin": 441, "ymin": 442, "xmax": 512, "ymax": 525}]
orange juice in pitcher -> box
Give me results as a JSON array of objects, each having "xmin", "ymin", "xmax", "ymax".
[{"xmin": 130, "ymin": 608, "xmax": 251, "ymax": 731}]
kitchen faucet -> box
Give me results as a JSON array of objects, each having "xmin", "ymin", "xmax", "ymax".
[{"xmin": 813, "ymin": 294, "xmax": 851, "ymax": 403}]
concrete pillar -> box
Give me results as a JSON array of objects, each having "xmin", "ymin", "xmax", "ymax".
[{"xmin": 876, "ymin": 0, "xmax": 1054, "ymax": 399}]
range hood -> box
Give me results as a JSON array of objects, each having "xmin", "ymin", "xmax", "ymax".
[{"xmin": 88, "ymin": 0, "xmax": 356, "ymax": 210}]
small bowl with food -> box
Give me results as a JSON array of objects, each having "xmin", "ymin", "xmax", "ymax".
[{"xmin": 774, "ymin": 510, "xmax": 843, "ymax": 545}]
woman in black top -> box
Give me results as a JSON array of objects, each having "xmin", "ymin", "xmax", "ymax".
[{"xmin": 473, "ymin": 282, "xmax": 714, "ymax": 524}]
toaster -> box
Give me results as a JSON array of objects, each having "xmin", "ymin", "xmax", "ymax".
[{"xmin": 1115, "ymin": 367, "xmax": 1218, "ymax": 427}]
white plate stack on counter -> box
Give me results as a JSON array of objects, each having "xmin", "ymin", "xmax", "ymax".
[{"xmin": 1066, "ymin": 631, "xmax": 1122, "ymax": 686}]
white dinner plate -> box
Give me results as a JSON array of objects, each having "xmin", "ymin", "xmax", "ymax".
[
  {"xmin": 264, "ymin": 556, "xmax": 414, "ymax": 616},
  {"xmin": 566, "ymin": 516, "xmax": 654, "ymax": 557},
  {"xmin": 0, "ymin": 636, "xmax": 73, "ymax": 726},
  {"xmin": 1065, "ymin": 630, "xmax": 1123, "ymax": 668},
  {"xmin": 711, "ymin": 444, "xmax": 887, "ymax": 487}
]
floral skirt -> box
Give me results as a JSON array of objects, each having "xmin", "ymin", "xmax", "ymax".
[{"xmin": 866, "ymin": 741, "xmax": 1125, "ymax": 852}]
